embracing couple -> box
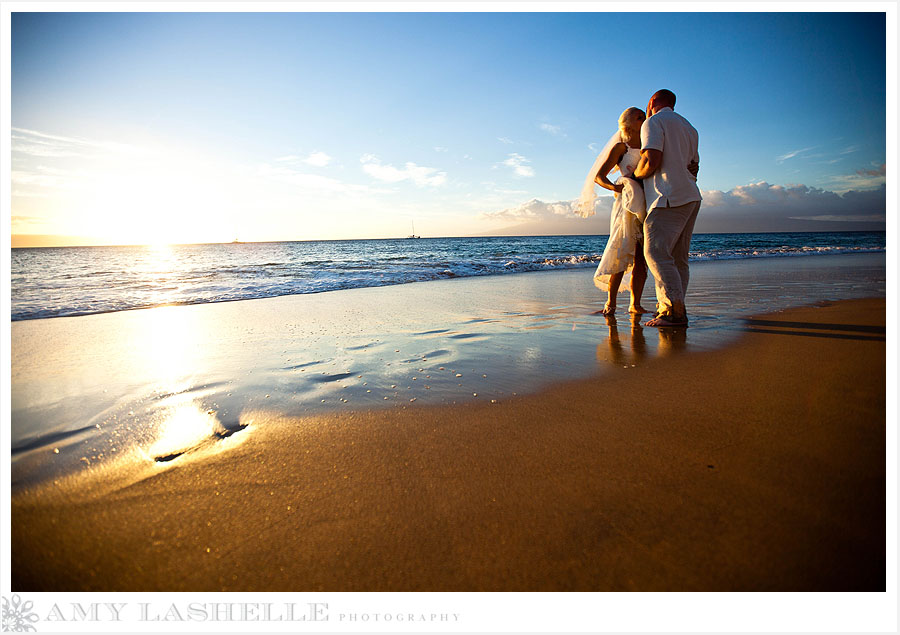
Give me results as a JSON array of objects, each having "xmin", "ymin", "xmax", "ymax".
[{"xmin": 578, "ymin": 89, "xmax": 701, "ymax": 328}]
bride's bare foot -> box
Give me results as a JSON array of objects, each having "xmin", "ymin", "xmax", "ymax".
[
  {"xmin": 600, "ymin": 302, "xmax": 616, "ymax": 316},
  {"xmin": 629, "ymin": 304, "xmax": 649, "ymax": 314}
]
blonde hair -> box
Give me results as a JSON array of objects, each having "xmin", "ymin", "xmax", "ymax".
[{"xmin": 618, "ymin": 107, "xmax": 645, "ymax": 145}]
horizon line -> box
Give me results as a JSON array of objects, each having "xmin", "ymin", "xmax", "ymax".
[{"xmin": 10, "ymin": 228, "xmax": 888, "ymax": 249}]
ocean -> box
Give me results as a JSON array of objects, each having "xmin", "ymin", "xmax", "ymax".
[{"xmin": 10, "ymin": 231, "xmax": 887, "ymax": 321}]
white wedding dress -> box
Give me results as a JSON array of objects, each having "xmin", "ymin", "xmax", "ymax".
[{"xmin": 593, "ymin": 146, "xmax": 647, "ymax": 292}]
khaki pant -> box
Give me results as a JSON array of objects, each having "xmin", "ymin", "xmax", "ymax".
[{"xmin": 643, "ymin": 200, "xmax": 701, "ymax": 315}]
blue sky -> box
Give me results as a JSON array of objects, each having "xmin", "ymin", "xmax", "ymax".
[{"xmin": 9, "ymin": 11, "xmax": 888, "ymax": 244}]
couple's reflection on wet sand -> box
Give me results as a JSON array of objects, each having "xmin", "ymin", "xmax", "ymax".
[{"xmin": 598, "ymin": 313, "xmax": 687, "ymax": 367}]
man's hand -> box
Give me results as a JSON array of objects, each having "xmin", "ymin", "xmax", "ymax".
[
  {"xmin": 688, "ymin": 159, "xmax": 699, "ymax": 177},
  {"xmin": 633, "ymin": 149, "xmax": 662, "ymax": 179}
]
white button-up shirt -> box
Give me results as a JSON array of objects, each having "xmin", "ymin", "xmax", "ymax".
[{"xmin": 640, "ymin": 107, "xmax": 701, "ymax": 212}]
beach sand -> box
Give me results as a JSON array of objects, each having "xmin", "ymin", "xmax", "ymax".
[{"xmin": 11, "ymin": 297, "xmax": 885, "ymax": 591}]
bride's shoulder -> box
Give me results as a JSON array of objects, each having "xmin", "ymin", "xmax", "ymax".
[{"xmin": 609, "ymin": 141, "xmax": 628, "ymax": 155}]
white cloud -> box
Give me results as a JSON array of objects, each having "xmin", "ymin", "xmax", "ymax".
[
  {"xmin": 359, "ymin": 155, "xmax": 447, "ymax": 187},
  {"xmin": 11, "ymin": 214, "xmax": 47, "ymax": 226},
  {"xmin": 303, "ymin": 151, "xmax": 332, "ymax": 167},
  {"xmin": 479, "ymin": 179, "xmax": 885, "ymax": 235},
  {"xmin": 709, "ymin": 181, "xmax": 817, "ymax": 206},
  {"xmin": 698, "ymin": 181, "xmax": 885, "ymax": 231},
  {"xmin": 476, "ymin": 197, "xmax": 610, "ymax": 235},
  {"xmin": 775, "ymin": 146, "xmax": 816, "ymax": 163},
  {"xmin": 824, "ymin": 163, "xmax": 886, "ymax": 193},
  {"xmin": 701, "ymin": 180, "xmax": 881, "ymax": 209},
  {"xmin": 539, "ymin": 123, "xmax": 564, "ymax": 136},
  {"xmin": 11, "ymin": 127, "xmax": 136, "ymax": 158},
  {"xmin": 274, "ymin": 152, "xmax": 332, "ymax": 167},
  {"xmin": 497, "ymin": 137, "xmax": 514, "ymax": 145},
  {"xmin": 12, "ymin": 166, "xmax": 81, "ymax": 190},
  {"xmin": 500, "ymin": 153, "xmax": 535, "ymax": 178},
  {"xmin": 11, "ymin": 163, "xmax": 100, "ymax": 199},
  {"xmin": 11, "ymin": 128, "xmax": 145, "ymax": 201},
  {"xmin": 11, "ymin": 189, "xmax": 52, "ymax": 199},
  {"xmin": 788, "ymin": 214, "xmax": 885, "ymax": 223},
  {"xmin": 257, "ymin": 163, "xmax": 374, "ymax": 195},
  {"xmin": 12, "ymin": 141, "xmax": 85, "ymax": 159},
  {"xmin": 482, "ymin": 198, "xmax": 580, "ymax": 222}
]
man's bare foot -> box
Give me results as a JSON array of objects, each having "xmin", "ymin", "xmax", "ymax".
[
  {"xmin": 629, "ymin": 304, "xmax": 649, "ymax": 314},
  {"xmin": 645, "ymin": 313, "xmax": 689, "ymax": 328}
]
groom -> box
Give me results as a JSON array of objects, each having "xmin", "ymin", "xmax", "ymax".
[{"xmin": 633, "ymin": 89, "xmax": 702, "ymax": 328}]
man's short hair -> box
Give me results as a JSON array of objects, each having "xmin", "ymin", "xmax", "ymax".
[{"xmin": 653, "ymin": 89, "xmax": 677, "ymax": 108}]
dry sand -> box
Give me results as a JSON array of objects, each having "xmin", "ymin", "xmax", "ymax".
[{"xmin": 12, "ymin": 298, "xmax": 885, "ymax": 591}]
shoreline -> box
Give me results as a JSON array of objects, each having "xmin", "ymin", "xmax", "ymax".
[
  {"xmin": 12, "ymin": 297, "xmax": 886, "ymax": 591},
  {"xmin": 13, "ymin": 242, "xmax": 886, "ymax": 322},
  {"xmin": 9, "ymin": 249, "xmax": 887, "ymax": 324},
  {"xmin": 10, "ymin": 249, "xmax": 888, "ymax": 325}
]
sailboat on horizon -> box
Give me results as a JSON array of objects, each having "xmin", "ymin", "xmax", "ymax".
[{"xmin": 406, "ymin": 221, "xmax": 420, "ymax": 239}]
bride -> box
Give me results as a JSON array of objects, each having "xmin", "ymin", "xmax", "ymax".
[{"xmin": 577, "ymin": 107, "xmax": 649, "ymax": 315}]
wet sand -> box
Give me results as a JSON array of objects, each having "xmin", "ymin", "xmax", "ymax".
[{"xmin": 11, "ymin": 297, "xmax": 886, "ymax": 591}]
